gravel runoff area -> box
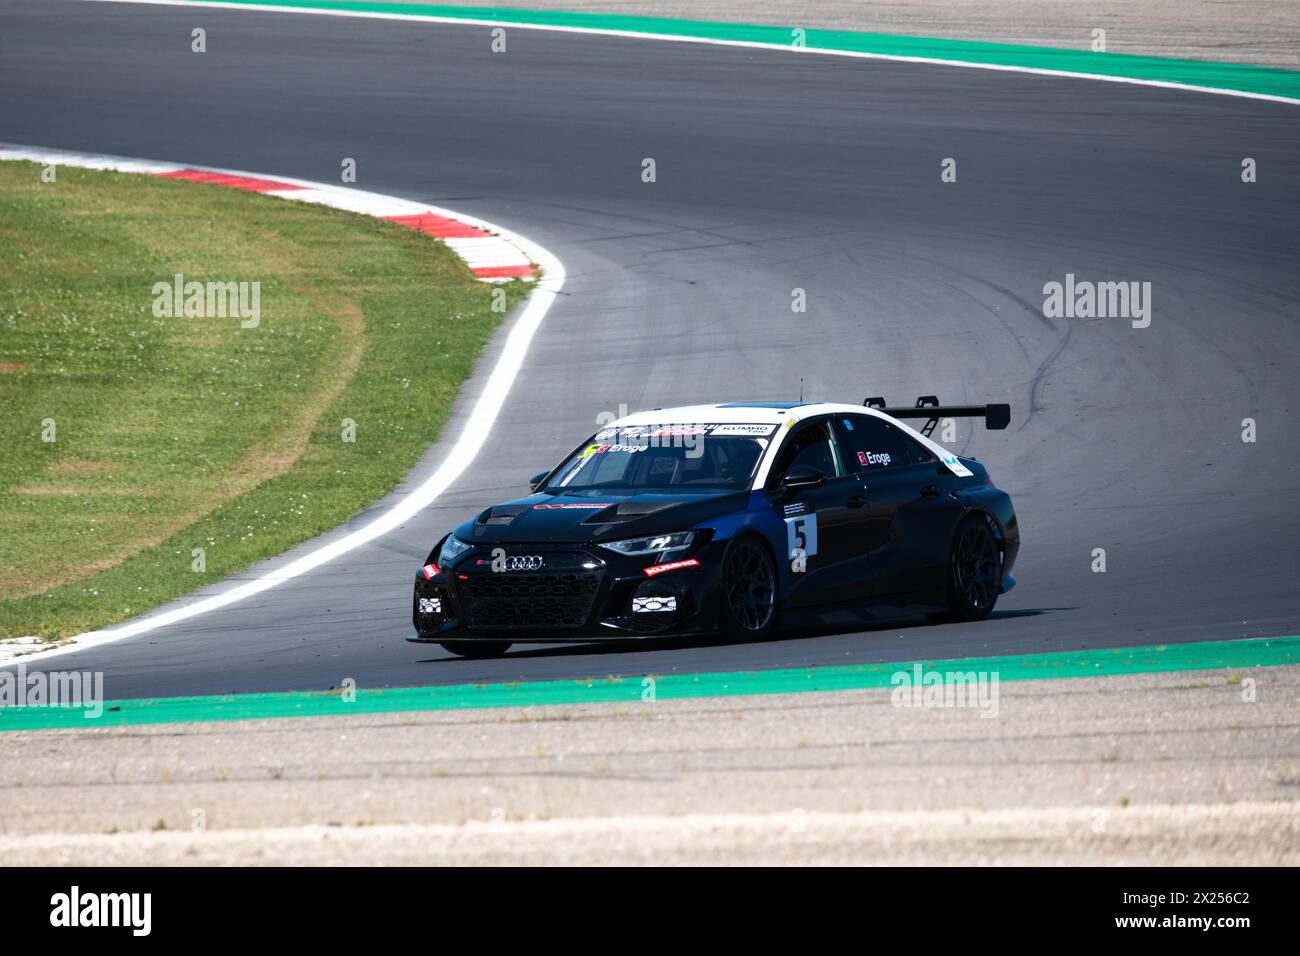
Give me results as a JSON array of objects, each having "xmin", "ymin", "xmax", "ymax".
[
  {"xmin": 2, "ymin": 665, "xmax": 1296, "ymax": 864},
  {"xmin": 382, "ymin": 0, "xmax": 1300, "ymax": 68}
]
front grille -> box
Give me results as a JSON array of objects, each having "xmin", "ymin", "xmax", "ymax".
[{"xmin": 457, "ymin": 570, "xmax": 601, "ymax": 630}]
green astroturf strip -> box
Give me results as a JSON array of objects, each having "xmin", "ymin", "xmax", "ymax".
[
  {"xmin": 1, "ymin": 636, "xmax": 1294, "ymax": 730},
  {"xmin": 171, "ymin": 1, "xmax": 1300, "ymax": 101}
]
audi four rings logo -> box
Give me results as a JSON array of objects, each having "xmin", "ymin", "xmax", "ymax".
[{"xmin": 505, "ymin": 555, "xmax": 544, "ymax": 571}]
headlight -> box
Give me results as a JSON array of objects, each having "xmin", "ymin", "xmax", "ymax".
[
  {"xmin": 438, "ymin": 534, "xmax": 472, "ymax": 564},
  {"xmin": 600, "ymin": 531, "xmax": 695, "ymax": 556}
]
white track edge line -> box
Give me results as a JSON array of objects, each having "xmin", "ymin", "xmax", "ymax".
[
  {"xmin": 0, "ymin": 145, "xmax": 565, "ymax": 665},
  {"xmin": 82, "ymin": 0, "xmax": 1300, "ymax": 106}
]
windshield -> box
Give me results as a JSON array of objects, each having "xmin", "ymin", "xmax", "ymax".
[{"xmin": 544, "ymin": 423, "xmax": 776, "ymax": 492}]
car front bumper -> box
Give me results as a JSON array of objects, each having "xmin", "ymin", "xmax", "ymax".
[{"xmin": 408, "ymin": 540, "xmax": 725, "ymax": 643}]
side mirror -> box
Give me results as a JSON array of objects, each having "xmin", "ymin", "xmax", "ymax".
[
  {"xmin": 781, "ymin": 466, "xmax": 825, "ymax": 493},
  {"xmin": 529, "ymin": 471, "xmax": 549, "ymax": 491}
]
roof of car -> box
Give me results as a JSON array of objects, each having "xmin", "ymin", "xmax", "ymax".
[{"xmin": 608, "ymin": 402, "xmax": 887, "ymax": 428}]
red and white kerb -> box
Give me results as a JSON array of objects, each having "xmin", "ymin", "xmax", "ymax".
[{"xmin": 0, "ymin": 146, "xmax": 538, "ymax": 284}]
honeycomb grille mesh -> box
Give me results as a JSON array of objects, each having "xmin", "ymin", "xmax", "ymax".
[{"xmin": 458, "ymin": 571, "xmax": 601, "ymax": 629}]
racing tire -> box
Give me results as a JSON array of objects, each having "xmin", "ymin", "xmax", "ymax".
[
  {"xmin": 718, "ymin": 536, "xmax": 779, "ymax": 641},
  {"xmin": 439, "ymin": 640, "xmax": 513, "ymax": 659},
  {"xmin": 938, "ymin": 513, "xmax": 1002, "ymax": 622}
]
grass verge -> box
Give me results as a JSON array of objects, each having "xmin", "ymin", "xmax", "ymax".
[{"xmin": 0, "ymin": 162, "xmax": 526, "ymax": 640}]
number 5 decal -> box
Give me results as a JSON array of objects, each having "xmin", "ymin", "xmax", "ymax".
[{"xmin": 785, "ymin": 513, "xmax": 818, "ymax": 567}]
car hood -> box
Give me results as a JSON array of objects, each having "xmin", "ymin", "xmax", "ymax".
[{"xmin": 454, "ymin": 488, "xmax": 751, "ymax": 545}]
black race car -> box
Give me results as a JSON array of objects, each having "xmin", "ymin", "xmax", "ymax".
[{"xmin": 411, "ymin": 398, "xmax": 1018, "ymax": 657}]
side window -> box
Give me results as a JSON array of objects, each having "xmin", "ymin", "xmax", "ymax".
[
  {"xmin": 834, "ymin": 415, "xmax": 927, "ymax": 472},
  {"xmin": 896, "ymin": 430, "xmax": 935, "ymax": 466},
  {"xmin": 769, "ymin": 422, "xmax": 842, "ymax": 486}
]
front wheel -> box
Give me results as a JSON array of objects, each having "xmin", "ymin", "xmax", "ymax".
[
  {"xmin": 439, "ymin": 640, "xmax": 512, "ymax": 659},
  {"xmin": 718, "ymin": 536, "xmax": 779, "ymax": 641},
  {"xmin": 941, "ymin": 513, "xmax": 1003, "ymax": 622}
]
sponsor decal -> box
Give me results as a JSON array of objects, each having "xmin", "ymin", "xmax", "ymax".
[
  {"xmin": 783, "ymin": 501, "xmax": 809, "ymax": 517},
  {"xmin": 632, "ymin": 595, "xmax": 677, "ymax": 613},
  {"xmin": 420, "ymin": 563, "xmax": 440, "ymax": 580},
  {"xmin": 860, "ymin": 450, "xmax": 891, "ymax": 467},
  {"xmin": 418, "ymin": 596, "xmax": 442, "ymax": 614},
  {"xmin": 710, "ymin": 423, "xmax": 777, "ymax": 436},
  {"xmin": 575, "ymin": 440, "xmax": 651, "ymax": 462},
  {"xmin": 644, "ymin": 558, "xmax": 700, "ymax": 577},
  {"xmin": 941, "ymin": 454, "xmax": 973, "ymax": 478},
  {"xmin": 609, "ymin": 425, "xmax": 704, "ymax": 438},
  {"xmin": 592, "ymin": 424, "xmax": 705, "ymax": 457},
  {"xmin": 785, "ymin": 513, "xmax": 818, "ymax": 571},
  {"xmin": 533, "ymin": 502, "xmax": 614, "ymax": 509}
]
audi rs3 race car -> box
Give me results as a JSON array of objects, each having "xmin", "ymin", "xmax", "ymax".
[{"xmin": 411, "ymin": 398, "xmax": 1018, "ymax": 658}]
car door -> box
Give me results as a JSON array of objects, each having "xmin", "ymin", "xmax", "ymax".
[
  {"xmin": 832, "ymin": 414, "xmax": 946, "ymax": 597},
  {"xmin": 764, "ymin": 419, "xmax": 869, "ymax": 606}
]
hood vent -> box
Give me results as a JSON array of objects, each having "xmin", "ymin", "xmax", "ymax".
[
  {"xmin": 582, "ymin": 500, "xmax": 678, "ymax": 525},
  {"xmin": 479, "ymin": 504, "xmax": 528, "ymax": 525}
]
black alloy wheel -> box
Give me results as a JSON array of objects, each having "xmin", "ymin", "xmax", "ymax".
[{"xmin": 720, "ymin": 537, "xmax": 777, "ymax": 639}]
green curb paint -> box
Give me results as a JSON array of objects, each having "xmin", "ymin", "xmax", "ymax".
[
  {"xmin": 2, "ymin": 635, "xmax": 1294, "ymax": 730},
  {"xmin": 162, "ymin": 1, "xmax": 1300, "ymax": 101}
]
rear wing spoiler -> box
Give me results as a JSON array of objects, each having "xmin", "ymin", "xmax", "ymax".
[{"xmin": 863, "ymin": 395, "xmax": 1010, "ymax": 437}]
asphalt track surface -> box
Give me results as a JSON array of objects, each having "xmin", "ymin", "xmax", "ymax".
[{"xmin": 1, "ymin": 0, "xmax": 1297, "ymax": 698}]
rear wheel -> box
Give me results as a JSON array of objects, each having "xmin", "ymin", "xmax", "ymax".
[
  {"xmin": 939, "ymin": 513, "xmax": 1002, "ymax": 622},
  {"xmin": 439, "ymin": 640, "xmax": 512, "ymax": 659},
  {"xmin": 718, "ymin": 537, "xmax": 778, "ymax": 641}
]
